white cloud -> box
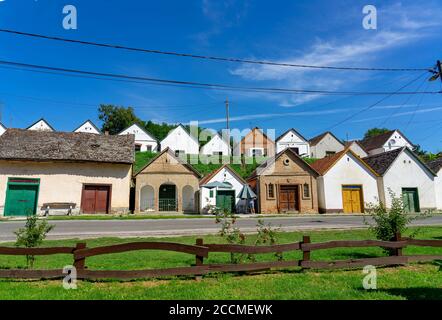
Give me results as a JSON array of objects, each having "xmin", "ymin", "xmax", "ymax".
[
  {"xmin": 229, "ymin": 2, "xmax": 442, "ymax": 106},
  {"xmin": 197, "ymin": 108, "xmax": 348, "ymax": 125}
]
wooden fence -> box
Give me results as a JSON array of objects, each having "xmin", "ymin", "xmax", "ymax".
[{"xmin": 0, "ymin": 233, "xmax": 441, "ymax": 280}]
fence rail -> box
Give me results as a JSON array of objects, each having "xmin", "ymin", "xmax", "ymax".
[{"xmin": 0, "ymin": 233, "xmax": 441, "ymax": 280}]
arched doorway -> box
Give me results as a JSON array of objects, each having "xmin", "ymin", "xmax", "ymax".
[
  {"xmin": 140, "ymin": 185, "xmax": 155, "ymax": 212},
  {"xmin": 159, "ymin": 183, "xmax": 177, "ymax": 211},
  {"xmin": 182, "ymin": 185, "xmax": 195, "ymax": 213}
]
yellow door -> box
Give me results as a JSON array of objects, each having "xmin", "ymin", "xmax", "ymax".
[
  {"xmin": 342, "ymin": 186, "xmax": 363, "ymax": 213},
  {"xmin": 342, "ymin": 189, "xmax": 353, "ymax": 213}
]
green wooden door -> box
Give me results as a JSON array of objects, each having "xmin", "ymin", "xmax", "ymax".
[
  {"xmin": 402, "ymin": 188, "xmax": 420, "ymax": 213},
  {"xmin": 216, "ymin": 190, "xmax": 235, "ymax": 213},
  {"xmin": 5, "ymin": 180, "xmax": 39, "ymax": 216}
]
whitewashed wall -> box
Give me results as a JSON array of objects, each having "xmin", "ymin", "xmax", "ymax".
[
  {"xmin": 160, "ymin": 126, "xmax": 199, "ymax": 154},
  {"xmin": 200, "ymin": 167, "xmax": 246, "ymax": 213},
  {"xmin": 435, "ymin": 168, "xmax": 442, "ymax": 210},
  {"xmin": 200, "ymin": 134, "xmax": 230, "ymax": 155},
  {"xmin": 276, "ymin": 130, "xmax": 310, "ymax": 156},
  {"xmin": 317, "ymin": 152, "xmax": 379, "ymax": 212},
  {"xmin": 368, "ymin": 131, "xmax": 413, "ymax": 156},
  {"xmin": 0, "ymin": 125, "xmax": 5, "ymax": 136},
  {"xmin": 381, "ymin": 150, "xmax": 436, "ymax": 209},
  {"xmin": 348, "ymin": 142, "xmax": 368, "ymax": 158},
  {"xmin": 74, "ymin": 121, "xmax": 101, "ymax": 134},
  {"xmin": 28, "ymin": 120, "xmax": 54, "ymax": 131},
  {"xmin": 311, "ymin": 133, "xmax": 344, "ymax": 158},
  {"xmin": 119, "ymin": 124, "xmax": 158, "ymax": 152}
]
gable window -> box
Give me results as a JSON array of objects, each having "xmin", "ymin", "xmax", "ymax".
[
  {"xmin": 267, "ymin": 183, "xmax": 275, "ymax": 199},
  {"xmin": 325, "ymin": 151, "xmax": 335, "ymax": 157},
  {"xmin": 175, "ymin": 150, "xmax": 185, "ymax": 157},
  {"xmin": 250, "ymin": 148, "xmax": 264, "ymax": 157},
  {"xmin": 303, "ymin": 183, "xmax": 310, "ymax": 199}
]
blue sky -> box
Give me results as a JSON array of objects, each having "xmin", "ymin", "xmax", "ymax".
[{"xmin": 0, "ymin": 0, "xmax": 441, "ymax": 151}]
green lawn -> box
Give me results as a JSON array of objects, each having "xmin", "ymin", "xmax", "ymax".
[{"xmin": 0, "ymin": 227, "xmax": 441, "ymax": 300}]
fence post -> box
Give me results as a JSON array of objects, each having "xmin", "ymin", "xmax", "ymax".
[
  {"xmin": 301, "ymin": 235, "xmax": 311, "ymax": 269},
  {"xmin": 195, "ymin": 238, "xmax": 204, "ymax": 281},
  {"xmin": 394, "ymin": 232, "xmax": 402, "ymax": 257},
  {"xmin": 73, "ymin": 242, "xmax": 87, "ymax": 272}
]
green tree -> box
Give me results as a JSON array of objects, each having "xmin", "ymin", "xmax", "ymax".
[
  {"xmin": 98, "ymin": 105, "xmax": 143, "ymax": 135},
  {"xmin": 363, "ymin": 128, "xmax": 390, "ymax": 139},
  {"xmin": 144, "ymin": 121, "xmax": 177, "ymax": 141}
]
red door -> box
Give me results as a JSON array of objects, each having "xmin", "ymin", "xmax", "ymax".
[{"xmin": 82, "ymin": 185, "xmax": 110, "ymax": 214}]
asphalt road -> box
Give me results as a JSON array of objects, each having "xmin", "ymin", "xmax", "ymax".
[{"xmin": 1, "ymin": 215, "xmax": 442, "ymax": 242}]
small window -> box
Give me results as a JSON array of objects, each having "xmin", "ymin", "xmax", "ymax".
[
  {"xmin": 325, "ymin": 151, "xmax": 335, "ymax": 157},
  {"xmin": 146, "ymin": 145, "xmax": 152, "ymax": 152},
  {"xmin": 213, "ymin": 151, "xmax": 223, "ymax": 156},
  {"xmin": 135, "ymin": 144, "xmax": 141, "ymax": 152},
  {"xmin": 251, "ymin": 148, "xmax": 264, "ymax": 157},
  {"xmin": 209, "ymin": 190, "xmax": 214, "ymax": 198},
  {"xmin": 175, "ymin": 150, "xmax": 185, "ymax": 157},
  {"xmin": 303, "ymin": 183, "xmax": 310, "ymax": 199},
  {"xmin": 267, "ymin": 183, "xmax": 275, "ymax": 199}
]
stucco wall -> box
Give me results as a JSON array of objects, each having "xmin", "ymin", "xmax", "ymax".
[
  {"xmin": 254, "ymin": 151, "xmax": 318, "ymax": 213},
  {"xmin": 135, "ymin": 151, "xmax": 200, "ymax": 213},
  {"xmin": 200, "ymin": 167, "xmax": 246, "ymax": 212},
  {"xmin": 119, "ymin": 124, "xmax": 158, "ymax": 152},
  {"xmin": 435, "ymin": 169, "xmax": 442, "ymax": 210},
  {"xmin": 200, "ymin": 135, "xmax": 230, "ymax": 155},
  {"xmin": 311, "ymin": 133, "xmax": 344, "ymax": 158},
  {"xmin": 348, "ymin": 143, "xmax": 368, "ymax": 158},
  {"xmin": 276, "ymin": 131, "xmax": 310, "ymax": 156},
  {"xmin": 382, "ymin": 150, "xmax": 436, "ymax": 210},
  {"xmin": 0, "ymin": 160, "xmax": 132, "ymax": 215},
  {"xmin": 160, "ymin": 126, "xmax": 199, "ymax": 154},
  {"xmin": 318, "ymin": 153, "xmax": 379, "ymax": 212}
]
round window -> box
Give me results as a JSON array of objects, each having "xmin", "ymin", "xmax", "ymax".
[{"xmin": 283, "ymin": 158, "xmax": 290, "ymax": 166}]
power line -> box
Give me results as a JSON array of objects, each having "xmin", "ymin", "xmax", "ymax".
[
  {"xmin": 324, "ymin": 71, "xmax": 430, "ymax": 131},
  {"xmin": 0, "ymin": 28, "xmax": 433, "ymax": 72},
  {"xmin": 405, "ymin": 81, "xmax": 430, "ymax": 130},
  {"xmin": 0, "ymin": 59, "xmax": 440, "ymax": 96}
]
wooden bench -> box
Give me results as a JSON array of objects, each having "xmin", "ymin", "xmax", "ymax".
[{"xmin": 41, "ymin": 203, "xmax": 76, "ymax": 216}]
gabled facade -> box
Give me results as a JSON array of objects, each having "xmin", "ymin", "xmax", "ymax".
[
  {"xmin": 344, "ymin": 140, "xmax": 368, "ymax": 158},
  {"xmin": 359, "ymin": 130, "xmax": 414, "ymax": 156},
  {"xmin": 427, "ymin": 158, "xmax": 442, "ymax": 210},
  {"xmin": 119, "ymin": 123, "xmax": 158, "ymax": 152},
  {"xmin": 309, "ymin": 131, "xmax": 345, "ymax": 159},
  {"xmin": 134, "ymin": 148, "xmax": 202, "ymax": 213},
  {"xmin": 248, "ymin": 148, "xmax": 319, "ymax": 214},
  {"xmin": 27, "ymin": 118, "xmax": 55, "ymax": 132},
  {"xmin": 73, "ymin": 120, "xmax": 101, "ymax": 134},
  {"xmin": 0, "ymin": 129, "xmax": 134, "ymax": 216},
  {"xmin": 0, "ymin": 123, "xmax": 6, "ymax": 136},
  {"xmin": 276, "ymin": 128, "xmax": 310, "ymax": 156},
  {"xmin": 200, "ymin": 132, "xmax": 230, "ymax": 156},
  {"xmin": 233, "ymin": 127, "xmax": 275, "ymax": 157},
  {"xmin": 199, "ymin": 165, "xmax": 247, "ymax": 213},
  {"xmin": 160, "ymin": 124, "xmax": 199, "ymax": 155},
  {"xmin": 363, "ymin": 147, "xmax": 436, "ymax": 212},
  {"xmin": 311, "ymin": 149, "xmax": 379, "ymax": 213}
]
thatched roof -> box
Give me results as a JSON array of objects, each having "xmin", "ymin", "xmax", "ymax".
[{"xmin": 0, "ymin": 129, "xmax": 134, "ymax": 164}]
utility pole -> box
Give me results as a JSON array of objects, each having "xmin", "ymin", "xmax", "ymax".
[
  {"xmin": 225, "ymin": 98, "xmax": 230, "ymax": 157},
  {"xmin": 225, "ymin": 97, "xmax": 229, "ymax": 131}
]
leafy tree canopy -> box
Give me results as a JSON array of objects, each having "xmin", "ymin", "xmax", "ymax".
[
  {"xmin": 363, "ymin": 128, "xmax": 390, "ymax": 139},
  {"xmin": 98, "ymin": 104, "xmax": 143, "ymax": 135}
]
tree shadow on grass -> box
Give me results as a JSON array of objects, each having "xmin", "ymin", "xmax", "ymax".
[
  {"xmin": 374, "ymin": 288, "xmax": 442, "ymax": 300},
  {"xmin": 333, "ymin": 252, "xmax": 381, "ymax": 259}
]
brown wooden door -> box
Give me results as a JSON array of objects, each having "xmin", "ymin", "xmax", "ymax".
[
  {"xmin": 82, "ymin": 185, "xmax": 110, "ymax": 214},
  {"xmin": 279, "ymin": 185, "xmax": 299, "ymax": 212}
]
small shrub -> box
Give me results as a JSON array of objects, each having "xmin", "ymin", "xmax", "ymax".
[
  {"xmin": 214, "ymin": 207, "xmax": 246, "ymax": 264},
  {"xmin": 248, "ymin": 219, "xmax": 283, "ymax": 262},
  {"xmin": 14, "ymin": 214, "xmax": 54, "ymax": 268}
]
